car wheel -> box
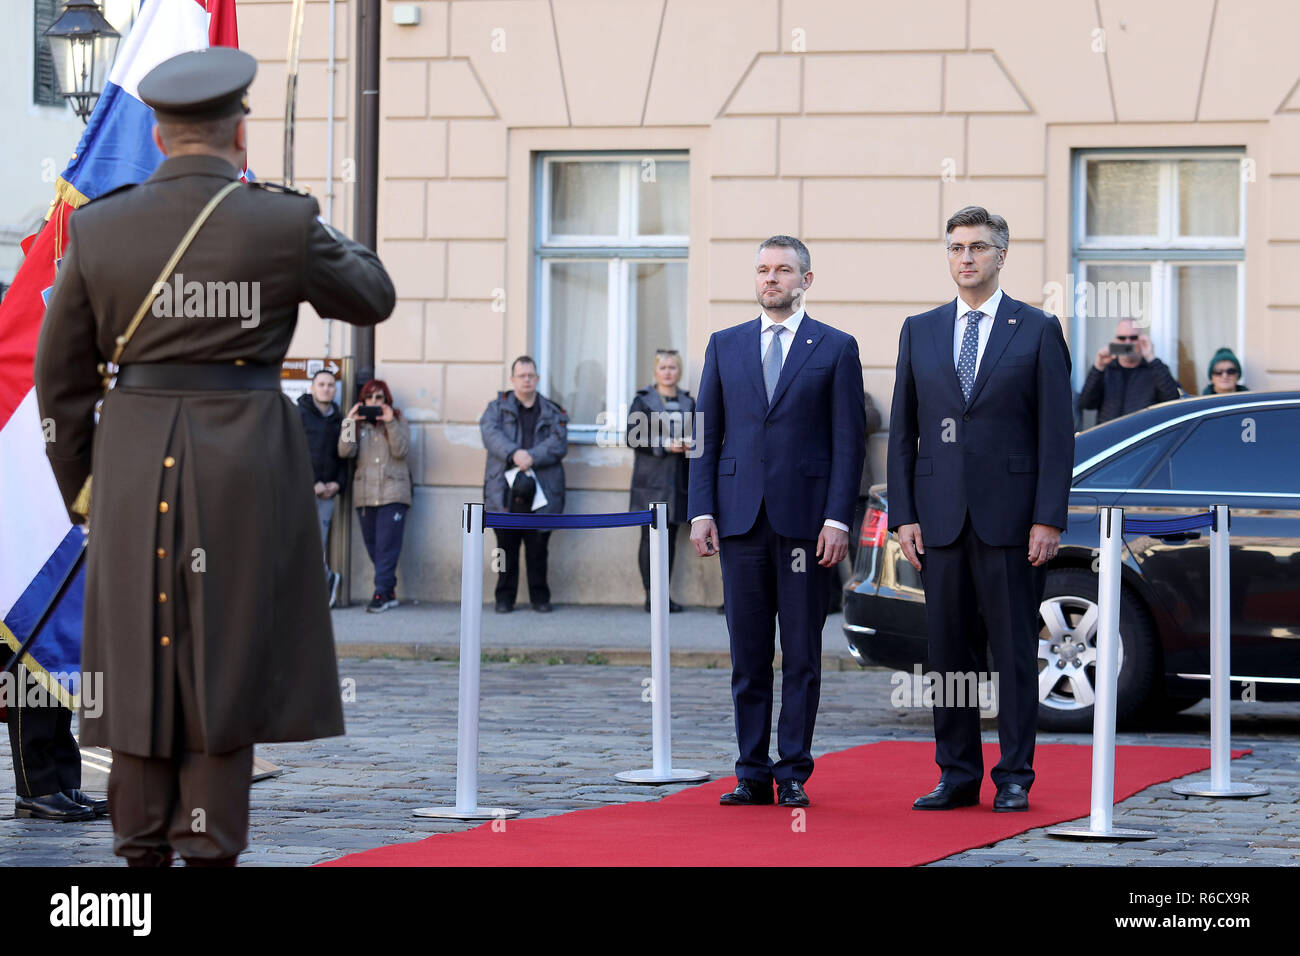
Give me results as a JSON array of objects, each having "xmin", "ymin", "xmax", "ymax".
[{"xmin": 1035, "ymin": 568, "xmax": 1158, "ymax": 733}]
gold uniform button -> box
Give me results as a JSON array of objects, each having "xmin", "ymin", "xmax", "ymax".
[
  {"xmin": 163, "ymin": 456, "xmax": 176, "ymax": 468},
  {"xmin": 156, "ymin": 548, "xmax": 166, "ymax": 559},
  {"xmin": 158, "ymin": 592, "xmax": 167, "ymax": 604},
  {"xmin": 158, "ymin": 502, "xmax": 169, "ymax": 514},
  {"xmin": 160, "ymin": 636, "xmax": 171, "ymax": 647}
]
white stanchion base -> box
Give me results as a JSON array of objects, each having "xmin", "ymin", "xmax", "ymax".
[
  {"xmin": 1047, "ymin": 824, "xmax": 1157, "ymax": 840},
  {"xmin": 412, "ymin": 806, "xmax": 521, "ymax": 820},
  {"xmin": 614, "ymin": 768, "xmax": 711, "ymax": 784},
  {"xmin": 1171, "ymin": 781, "xmax": 1269, "ymax": 798}
]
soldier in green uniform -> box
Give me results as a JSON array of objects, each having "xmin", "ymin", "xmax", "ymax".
[{"xmin": 34, "ymin": 48, "xmax": 395, "ymax": 865}]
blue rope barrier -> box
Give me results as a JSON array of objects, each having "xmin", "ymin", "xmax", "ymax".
[
  {"xmin": 1122, "ymin": 511, "xmax": 1214, "ymax": 534},
  {"xmin": 483, "ymin": 510, "xmax": 655, "ymax": 530}
]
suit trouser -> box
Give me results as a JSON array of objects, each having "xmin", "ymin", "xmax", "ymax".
[
  {"xmin": 919, "ymin": 516, "xmax": 1046, "ymax": 791},
  {"xmin": 719, "ymin": 502, "xmax": 830, "ymax": 784},
  {"xmin": 109, "ymin": 746, "xmax": 253, "ymax": 864},
  {"xmin": 494, "ymin": 528, "xmax": 551, "ymax": 605},
  {"xmin": 6, "ymin": 667, "xmax": 80, "ymax": 798}
]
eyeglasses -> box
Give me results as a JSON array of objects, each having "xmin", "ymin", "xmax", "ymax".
[
  {"xmin": 1115, "ymin": 335, "xmax": 1139, "ymax": 342},
  {"xmin": 1212, "ymin": 367, "xmax": 1239, "ymax": 377},
  {"xmin": 946, "ymin": 242, "xmax": 1002, "ymax": 257}
]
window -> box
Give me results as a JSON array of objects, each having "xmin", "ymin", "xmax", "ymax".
[
  {"xmin": 1076, "ymin": 428, "xmax": 1182, "ymax": 490},
  {"xmin": 34, "ymin": 0, "xmax": 61, "ymax": 106},
  {"xmin": 534, "ymin": 153, "xmax": 689, "ymax": 439},
  {"xmin": 1073, "ymin": 151, "xmax": 1246, "ymax": 403},
  {"xmin": 1159, "ymin": 410, "xmax": 1300, "ymax": 494}
]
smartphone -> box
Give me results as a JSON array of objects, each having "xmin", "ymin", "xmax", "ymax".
[
  {"xmin": 1108, "ymin": 342, "xmax": 1135, "ymax": 357},
  {"xmin": 358, "ymin": 405, "xmax": 382, "ymax": 422}
]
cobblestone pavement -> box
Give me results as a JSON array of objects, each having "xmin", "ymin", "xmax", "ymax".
[{"xmin": 1, "ymin": 660, "xmax": 1295, "ymax": 866}]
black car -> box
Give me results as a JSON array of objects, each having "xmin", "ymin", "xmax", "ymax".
[{"xmin": 844, "ymin": 390, "xmax": 1300, "ymax": 731}]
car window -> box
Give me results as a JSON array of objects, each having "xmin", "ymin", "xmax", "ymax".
[
  {"xmin": 1161, "ymin": 408, "xmax": 1300, "ymax": 493},
  {"xmin": 1077, "ymin": 428, "xmax": 1182, "ymax": 489}
]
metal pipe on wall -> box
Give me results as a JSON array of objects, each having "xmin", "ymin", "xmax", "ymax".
[{"xmin": 352, "ymin": 0, "xmax": 379, "ymax": 386}]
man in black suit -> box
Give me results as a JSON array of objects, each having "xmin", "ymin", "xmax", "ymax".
[
  {"xmin": 689, "ymin": 236, "xmax": 865, "ymax": 808},
  {"xmin": 887, "ymin": 207, "xmax": 1074, "ymax": 812}
]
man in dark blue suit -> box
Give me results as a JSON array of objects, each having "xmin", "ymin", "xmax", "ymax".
[
  {"xmin": 888, "ymin": 206, "xmax": 1074, "ymax": 812},
  {"xmin": 689, "ymin": 236, "xmax": 866, "ymax": 808}
]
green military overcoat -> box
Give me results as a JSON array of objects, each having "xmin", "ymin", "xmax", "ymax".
[{"xmin": 34, "ymin": 154, "xmax": 395, "ymax": 757}]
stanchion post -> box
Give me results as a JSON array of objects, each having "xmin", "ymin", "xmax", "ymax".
[
  {"xmin": 455, "ymin": 502, "xmax": 484, "ymax": 812},
  {"xmin": 650, "ymin": 501, "xmax": 671, "ymax": 776},
  {"xmin": 413, "ymin": 503, "xmax": 519, "ymax": 819},
  {"xmin": 1173, "ymin": 504, "xmax": 1267, "ymax": 798},
  {"xmin": 1049, "ymin": 506, "xmax": 1153, "ymax": 840},
  {"xmin": 615, "ymin": 504, "xmax": 709, "ymax": 785}
]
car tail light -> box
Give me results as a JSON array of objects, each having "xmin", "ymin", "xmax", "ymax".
[{"xmin": 859, "ymin": 507, "xmax": 887, "ymax": 549}]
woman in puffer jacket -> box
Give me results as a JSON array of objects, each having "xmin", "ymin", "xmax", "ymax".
[{"xmin": 339, "ymin": 379, "xmax": 412, "ymax": 612}]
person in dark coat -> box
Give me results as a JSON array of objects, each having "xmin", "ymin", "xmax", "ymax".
[
  {"xmin": 297, "ymin": 368, "xmax": 348, "ymax": 606},
  {"xmin": 1078, "ymin": 318, "xmax": 1182, "ymax": 423},
  {"xmin": 827, "ymin": 390, "xmax": 883, "ymax": 612},
  {"xmin": 627, "ymin": 349, "xmax": 695, "ymax": 612},
  {"xmin": 33, "ymin": 49, "xmax": 395, "ymax": 865},
  {"xmin": 1202, "ymin": 347, "xmax": 1249, "ymax": 395},
  {"xmin": 479, "ymin": 356, "xmax": 568, "ymax": 612}
]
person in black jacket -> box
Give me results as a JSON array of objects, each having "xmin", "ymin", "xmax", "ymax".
[
  {"xmin": 628, "ymin": 350, "xmax": 695, "ymax": 612},
  {"xmin": 1079, "ymin": 318, "xmax": 1181, "ymax": 424},
  {"xmin": 298, "ymin": 368, "xmax": 348, "ymax": 606}
]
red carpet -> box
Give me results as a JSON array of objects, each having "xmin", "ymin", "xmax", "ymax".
[{"xmin": 321, "ymin": 742, "xmax": 1240, "ymax": 867}]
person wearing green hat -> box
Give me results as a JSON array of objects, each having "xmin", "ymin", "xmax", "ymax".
[{"xmin": 1203, "ymin": 348, "xmax": 1249, "ymax": 395}]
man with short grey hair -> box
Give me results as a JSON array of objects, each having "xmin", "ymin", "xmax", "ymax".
[{"xmin": 888, "ymin": 206, "xmax": 1074, "ymax": 813}]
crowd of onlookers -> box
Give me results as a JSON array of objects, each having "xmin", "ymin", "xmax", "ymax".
[{"xmin": 299, "ymin": 323, "xmax": 1247, "ymax": 611}]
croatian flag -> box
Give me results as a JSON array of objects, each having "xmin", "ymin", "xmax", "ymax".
[{"xmin": 0, "ymin": 0, "xmax": 241, "ymax": 708}]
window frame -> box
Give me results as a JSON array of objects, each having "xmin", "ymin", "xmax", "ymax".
[
  {"xmin": 1071, "ymin": 148, "xmax": 1247, "ymax": 395},
  {"xmin": 533, "ymin": 151, "xmax": 690, "ymax": 443}
]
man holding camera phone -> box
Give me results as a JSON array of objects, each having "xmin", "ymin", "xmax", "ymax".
[{"xmin": 1078, "ymin": 317, "xmax": 1181, "ymax": 424}]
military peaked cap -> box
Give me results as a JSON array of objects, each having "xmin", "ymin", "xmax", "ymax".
[{"xmin": 138, "ymin": 47, "xmax": 257, "ymax": 122}]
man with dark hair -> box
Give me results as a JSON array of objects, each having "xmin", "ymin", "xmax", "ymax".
[
  {"xmin": 689, "ymin": 235, "xmax": 866, "ymax": 808},
  {"xmin": 34, "ymin": 48, "xmax": 395, "ymax": 865},
  {"xmin": 1079, "ymin": 317, "xmax": 1181, "ymax": 423},
  {"xmin": 479, "ymin": 356, "xmax": 568, "ymax": 612},
  {"xmin": 298, "ymin": 368, "xmax": 347, "ymax": 606},
  {"xmin": 888, "ymin": 206, "xmax": 1074, "ymax": 813}
]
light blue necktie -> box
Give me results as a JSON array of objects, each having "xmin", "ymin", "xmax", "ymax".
[
  {"xmin": 763, "ymin": 325, "xmax": 785, "ymax": 402},
  {"xmin": 957, "ymin": 310, "xmax": 982, "ymax": 402}
]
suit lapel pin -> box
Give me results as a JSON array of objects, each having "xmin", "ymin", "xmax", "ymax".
[
  {"xmin": 806, "ymin": 338, "xmax": 812, "ymax": 344},
  {"xmin": 1008, "ymin": 318, "xmax": 1017, "ymax": 325}
]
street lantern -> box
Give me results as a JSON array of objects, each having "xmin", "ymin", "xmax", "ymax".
[{"xmin": 44, "ymin": 0, "xmax": 121, "ymax": 124}]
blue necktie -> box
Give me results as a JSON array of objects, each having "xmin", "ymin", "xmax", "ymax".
[
  {"xmin": 957, "ymin": 310, "xmax": 982, "ymax": 402},
  {"xmin": 763, "ymin": 325, "xmax": 785, "ymax": 402}
]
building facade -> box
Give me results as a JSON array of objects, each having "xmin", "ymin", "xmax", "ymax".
[{"xmin": 234, "ymin": 0, "xmax": 1300, "ymax": 604}]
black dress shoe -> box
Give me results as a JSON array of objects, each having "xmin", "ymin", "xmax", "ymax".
[
  {"xmin": 718, "ymin": 779, "xmax": 774, "ymax": 806},
  {"xmin": 643, "ymin": 597, "xmax": 651, "ymax": 612},
  {"xmin": 532, "ymin": 602, "xmax": 552, "ymax": 613},
  {"xmin": 993, "ymin": 783, "xmax": 1030, "ymax": 812},
  {"xmin": 15, "ymin": 793, "xmax": 94, "ymax": 821},
  {"xmin": 63, "ymin": 789, "xmax": 109, "ymax": 817},
  {"xmin": 912, "ymin": 781, "xmax": 980, "ymax": 810},
  {"xmin": 777, "ymin": 780, "xmax": 810, "ymax": 807},
  {"xmin": 495, "ymin": 601, "xmax": 514, "ymax": 613},
  {"xmin": 668, "ymin": 600, "xmax": 683, "ymax": 613},
  {"xmin": 716, "ymin": 604, "xmax": 726, "ymax": 615}
]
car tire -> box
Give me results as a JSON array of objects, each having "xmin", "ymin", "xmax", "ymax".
[{"xmin": 1034, "ymin": 568, "xmax": 1158, "ymax": 733}]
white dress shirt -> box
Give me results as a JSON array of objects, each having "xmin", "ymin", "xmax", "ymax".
[
  {"xmin": 693, "ymin": 306, "xmax": 847, "ymax": 534},
  {"xmin": 760, "ymin": 307, "xmax": 805, "ymax": 368},
  {"xmin": 952, "ymin": 287, "xmax": 1002, "ymax": 378}
]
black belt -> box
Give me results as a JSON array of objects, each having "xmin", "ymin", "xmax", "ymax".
[{"xmin": 116, "ymin": 363, "xmax": 281, "ymax": 391}]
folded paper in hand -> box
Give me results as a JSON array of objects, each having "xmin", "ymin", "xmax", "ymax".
[{"xmin": 504, "ymin": 467, "xmax": 548, "ymax": 511}]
